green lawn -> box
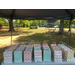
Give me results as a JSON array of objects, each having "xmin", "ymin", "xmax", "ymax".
[
  {"xmin": 2, "ymin": 26, "xmax": 22, "ymax": 29},
  {"xmin": 2, "ymin": 26, "xmax": 9, "ymax": 29},
  {"xmin": 0, "ymin": 27, "xmax": 75, "ymax": 64}
]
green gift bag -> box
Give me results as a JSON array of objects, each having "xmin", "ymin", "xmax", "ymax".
[
  {"xmin": 14, "ymin": 51, "xmax": 23, "ymax": 63},
  {"xmin": 43, "ymin": 50, "xmax": 51, "ymax": 62}
]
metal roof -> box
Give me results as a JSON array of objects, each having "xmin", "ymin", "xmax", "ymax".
[{"xmin": 0, "ymin": 9, "xmax": 75, "ymax": 20}]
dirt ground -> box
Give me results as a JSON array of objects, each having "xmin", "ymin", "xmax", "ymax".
[{"xmin": 0, "ymin": 29, "xmax": 34, "ymax": 47}]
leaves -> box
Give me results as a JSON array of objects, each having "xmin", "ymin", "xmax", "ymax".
[
  {"xmin": 0, "ymin": 18, "xmax": 9, "ymax": 25},
  {"xmin": 0, "ymin": 17, "xmax": 47, "ymax": 27},
  {"xmin": 1, "ymin": 16, "xmax": 75, "ymax": 28},
  {"xmin": 13, "ymin": 20, "xmax": 47, "ymax": 27},
  {"xmin": 57, "ymin": 19, "xmax": 75, "ymax": 28}
]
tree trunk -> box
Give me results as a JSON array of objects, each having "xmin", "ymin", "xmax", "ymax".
[
  {"xmin": 58, "ymin": 20, "xmax": 64, "ymax": 34},
  {"xmin": 25, "ymin": 24, "xmax": 26, "ymax": 28},
  {"xmin": 8, "ymin": 19, "xmax": 14, "ymax": 31}
]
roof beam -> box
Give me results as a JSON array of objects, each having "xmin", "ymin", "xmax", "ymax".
[
  {"xmin": 0, "ymin": 12, "xmax": 9, "ymax": 18},
  {"xmin": 11, "ymin": 9, "xmax": 16, "ymax": 19}
]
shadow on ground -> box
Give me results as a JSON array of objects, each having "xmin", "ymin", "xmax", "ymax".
[{"xmin": 14, "ymin": 31, "xmax": 75, "ymax": 48}]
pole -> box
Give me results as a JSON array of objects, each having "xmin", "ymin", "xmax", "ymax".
[
  {"xmin": 11, "ymin": 19, "xmax": 12, "ymax": 46},
  {"xmin": 69, "ymin": 19, "xmax": 72, "ymax": 46},
  {"xmin": 10, "ymin": 10, "xmax": 15, "ymax": 46}
]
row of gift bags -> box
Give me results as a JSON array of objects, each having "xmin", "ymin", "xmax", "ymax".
[{"xmin": 3, "ymin": 41, "xmax": 74, "ymax": 63}]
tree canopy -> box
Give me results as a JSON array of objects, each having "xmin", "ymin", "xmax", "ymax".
[
  {"xmin": 64, "ymin": 19, "xmax": 75, "ymax": 28},
  {"xmin": 0, "ymin": 18, "xmax": 9, "ymax": 26},
  {"xmin": 13, "ymin": 20, "xmax": 47, "ymax": 27},
  {"xmin": 0, "ymin": 17, "xmax": 75, "ymax": 28}
]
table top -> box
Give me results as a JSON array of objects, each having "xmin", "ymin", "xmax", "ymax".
[{"xmin": 1, "ymin": 57, "xmax": 75, "ymax": 65}]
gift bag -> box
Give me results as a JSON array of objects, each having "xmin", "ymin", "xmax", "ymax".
[
  {"xmin": 34, "ymin": 44, "xmax": 42, "ymax": 62},
  {"xmin": 14, "ymin": 45, "xmax": 26, "ymax": 63},
  {"xmin": 42, "ymin": 43, "xmax": 51, "ymax": 62}
]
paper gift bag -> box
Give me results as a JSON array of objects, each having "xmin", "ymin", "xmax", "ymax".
[
  {"xmin": 42, "ymin": 44, "xmax": 51, "ymax": 62},
  {"xmin": 3, "ymin": 45, "xmax": 18, "ymax": 63},
  {"xmin": 14, "ymin": 45, "xmax": 26, "ymax": 63},
  {"xmin": 3, "ymin": 51, "xmax": 14, "ymax": 63},
  {"xmin": 24, "ymin": 50, "xmax": 32, "ymax": 63},
  {"xmin": 24, "ymin": 45, "xmax": 33, "ymax": 63},
  {"xmin": 34, "ymin": 44, "xmax": 42, "ymax": 62}
]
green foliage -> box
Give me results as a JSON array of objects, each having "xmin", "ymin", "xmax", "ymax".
[
  {"xmin": 58, "ymin": 20, "xmax": 60, "ymax": 25},
  {"xmin": 0, "ymin": 17, "xmax": 46, "ymax": 27},
  {"xmin": 64, "ymin": 20, "xmax": 70, "ymax": 28},
  {"xmin": 54, "ymin": 20, "xmax": 60, "ymax": 25},
  {"xmin": 0, "ymin": 18, "xmax": 9, "ymax": 25},
  {"xmin": 0, "ymin": 17, "xmax": 75, "ymax": 29},
  {"xmin": 0, "ymin": 17, "xmax": 48, "ymax": 28},
  {"xmin": 72, "ymin": 19, "xmax": 75, "ymax": 25},
  {"xmin": 13, "ymin": 19, "xmax": 46, "ymax": 27},
  {"xmin": 56, "ymin": 19, "xmax": 75, "ymax": 28},
  {"xmin": 64, "ymin": 19, "xmax": 75, "ymax": 28}
]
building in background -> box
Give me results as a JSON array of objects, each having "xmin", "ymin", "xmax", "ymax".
[{"xmin": 46, "ymin": 20, "xmax": 57, "ymax": 28}]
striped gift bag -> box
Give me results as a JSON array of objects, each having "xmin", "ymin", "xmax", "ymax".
[
  {"xmin": 64, "ymin": 49, "xmax": 74, "ymax": 61},
  {"xmin": 59, "ymin": 44, "xmax": 74, "ymax": 61}
]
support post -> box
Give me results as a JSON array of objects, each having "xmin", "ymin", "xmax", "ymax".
[
  {"xmin": 69, "ymin": 19, "xmax": 72, "ymax": 46},
  {"xmin": 10, "ymin": 19, "xmax": 13, "ymax": 46}
]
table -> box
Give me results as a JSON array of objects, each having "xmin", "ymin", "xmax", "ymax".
[{"xmin": 1, "ymin": 57, "xmax": 75, "ymax": 65}]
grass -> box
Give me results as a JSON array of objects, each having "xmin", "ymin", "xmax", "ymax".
[
  {"xmin": 2, "ymin": 26, "xmax": 22, "ymax": 29},
  {"xmin": 0, "ymin": 27, "xmax": 75, "ymax": 64},
  {"xmin": 2, "ymin": 26, "xmax": 9, "ymax": 29}
]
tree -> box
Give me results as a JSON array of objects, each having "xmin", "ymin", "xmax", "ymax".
[
  {"xmin": 64, "ymin": 20, "xmax": 70, "ymax": 28},
  {"xmin": 8, "ymin": 19, "xmax": 14, "ymax": 31},
  {"xmin": 29, "ymin": 20, "xmax": 33, "ymax": 26},
  {"xmin": 32, "ymin": 20, "xmax": 39, "ymax": 26},
  {"xmin": 64, "ymin": 19, "xmax": 75, "ymax": 28},
  {"xmin": 54, "ymin": 20, "xmax": 60, "ymax": 25},
  {"xmin": 58, "ymin": 20, "xmax": 64, "ymax": 34},
  {"xmin": 5, "ymin": 19, "xmax": 9, "ymax": 25},
  {"xmin": 16, "ymin": 20, "xmax": 47, "ymax": 27},
  {"xmin": 72, "ymin": 19, "xmax": 75, "ymax": 25},
  {"xmin": 19, "ymin": 20, "xmax": 24, "ymax": 27}
]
